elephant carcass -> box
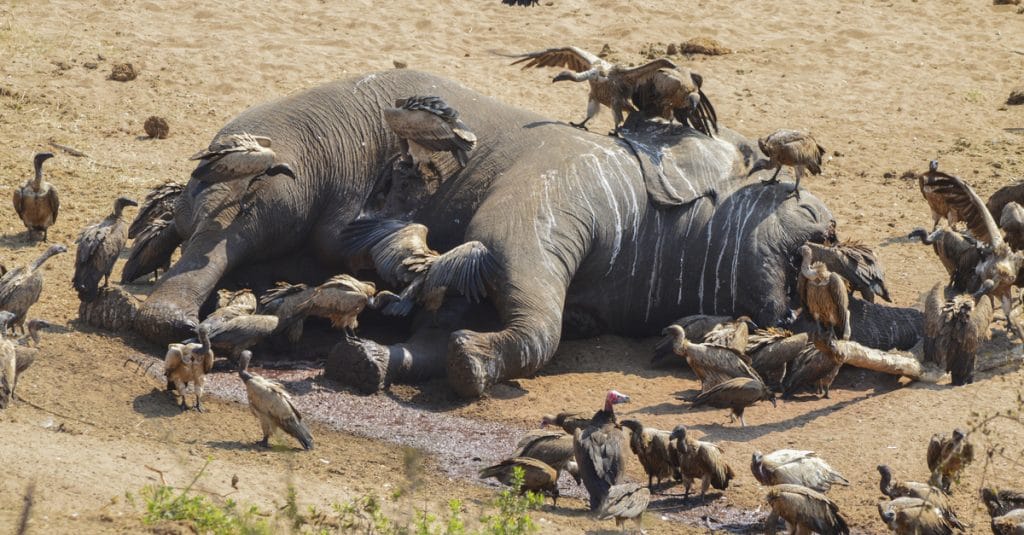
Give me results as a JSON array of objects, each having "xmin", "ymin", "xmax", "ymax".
[{"xmin": 126, "ymin": 70, "xmax": 921, "ymax": 397}]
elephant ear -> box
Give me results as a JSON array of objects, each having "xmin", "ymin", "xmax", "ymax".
[
  {"xmin": 422, "ymin": 241, "xmax": 501, "ymax": 303},
  {"xmin": 337, "ymin": 218, "xmax": 411, "ymax": 257},
  {"xmin": 619, "ymin": 129, "xmax": 741, "ymax": 208}
]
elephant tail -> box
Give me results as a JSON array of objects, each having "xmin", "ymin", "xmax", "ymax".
[{"xmin": 423, "ymin": 241, "xmax": 501, "ymax": 304}]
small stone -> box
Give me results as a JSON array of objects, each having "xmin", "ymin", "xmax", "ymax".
[
  {"xmin": 53, "ymin": 61, "xmax": 72, "ymax": 71},
  {"xmin": 993, "ymin": 0, "xmax": 1020, "ymax": 5},
  {"xmin": 392, "ymin": 60, "xmax": 407, "ymax": 69},
  {"xmin": 679, "ymin": 36, "xmax": 732, "ymax": 56},
  {"xmin": 883, "ymin": 171, "xmax": 895, "ymax": 179},
  {"xmin": 1008, "ymin": 86, "xmax": 1024, "ymax": 105},
  {"xmin": 109, "ymin": 62, "xmax": 138, "ymax": 82},
  {"xmin": 599, "ymin": 43, "xmax": 613, "ymax": 57},
  {"xmin": 666, "ymin": 43, "xmax": 678, "ymax": 55},
  {"xmin": 144, "ymin": 116, "xmax": 169, "ymax": 139},
  {"xmin": 83, "ymin": 62, "xmax": 98, "ymax": 70}
]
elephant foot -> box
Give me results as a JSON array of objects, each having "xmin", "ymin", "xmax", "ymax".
[
  {"xmin": 78, "ymin": 286, "xmax": 140, "ymax": 333},
  {"xmin": 135, "ymin": 297, "xmax": 200, "ymax": 344},
  {"xmin": 326, "ymin": 337, "xmax": 392, "ymax": 394},
  {"xmin": 446, "ymin": 329, "xmax": 503, "ymax": 398}
]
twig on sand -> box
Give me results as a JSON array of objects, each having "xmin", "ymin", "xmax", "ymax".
[
  {"xmin": 16, "ymin": 481, "xmax": 35, "ymax": 535},
  {"xmin": 48, "ymin": 140, "xmax": 90, "ymax": 158},
  {"xmin": 145, "ymin": 465, "xmax": 168, "ymax": 486},
  {"xmin": 16, "ymin": 395, "xmax": 98, "ymax": 427}
]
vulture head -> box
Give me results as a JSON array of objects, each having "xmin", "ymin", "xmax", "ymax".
[
  {"xmin": 605, "ymin": 390, "xmax": 631, "ymax": 410},
  {"xmin": 238, "ymin": 350, "xmax": 253, "ymax": 375},
  {"xmin": 539, "ymin": 414, "xmax": 555, "ymax": 428},
  {"xmin": 26, "ymin": 319, "xmax": 53, "ymax": 346},
  {"xmin": 113, "ymin": 196, "xmax": 139, "ymax": 216},
  {"xmin": 0, "ymin": 311, "xmax": 16, "ymax": 333}
]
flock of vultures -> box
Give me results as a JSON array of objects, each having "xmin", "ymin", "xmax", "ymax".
[{"xmin": 2, "ymin": 38, "xmax": 1024, "ymax": 533}]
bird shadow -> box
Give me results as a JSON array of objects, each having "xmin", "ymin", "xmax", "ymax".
[
  {"xmin": 0, "ymin": 232, "xmax": 41, "ymax": 250},
  {"xmin": 132, "ymin": 388, "xmax": 184, "ymax": 418},
  {"xmin": 206, "ymin": 440, "xmax": 262, "ymax": 452}
]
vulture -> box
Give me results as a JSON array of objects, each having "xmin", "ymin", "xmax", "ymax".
[
  {"xmin": 651, "ymin": 314, "xmax": 735, "ymax": 366},
  {"xmin": 877, "ymin": 465, "xmax": 962, "ymax": 529},
  {"xmin": 668, "ymin": 425, "xmax": 734, "ymax": 498},
  {"xmin": 927, "ymin": 428, "xmax": 974, "ymax": 492},
  {"xmin": 12, "ymin": 152, "xmax": 60, "ymax": 241},
  {"xmin": 702, "ymin": 316, "xmax": 754, "ymax": 353},
  {"xmin": 781, "ymin": 335, "xmax": 847, "ymax": 399},
  {"xmin": 689, "ymin": 376, "xmax": 776, "ymax": 427},
  {"xmin": 920, "ymin": 160, "xmax": 962, "ymax": 231},
  {"xmin": 258, "ymin": 282, "xmax": 314, "ymax": 344},
  {"xmin": 877, "ymin": 497, "xmax": 958, "ymax": 535},
  {"xmin": 11, "ymin": 319, "xmax": 53, "ymax": 401},
  {"xmin": 511, "ymin": 430, "xmax": 580, "ymax": 484},
  {"xmin": 163, "ymin": 324, "xmax": 214, "ymax": 412},
  {"xmin": 72, "ymin": 196, "xmax": 137, "ymax": 302},
  {"xmin": 194, "ymin": 289, "xmax": 276, "ymax": 360},
  {"xmin": 540, "ymin": 411, "xmax": 591, "ymax": 435},
  {"xmin": 383, "ymin": 96, "xmax": 477, "ymax": 183},
  {"xmin": 909, "ymin": 227, "xmax": 985, "ymax": 293},
  {"xmin": 338, "ymin": 219, "xmax": 437, "ymax": 287},
  {"xmin": 237, "ymin": 350, "xmax": 313, "ymax": 450},
  {"xmin": 751, "ymin": 450, "xmax": 850, "ymax": 493},
  {"xmin": 798, "ymin": 244, "xmax": 851, "ymax": 341},
  {"xmin": 917, "ymin": 163, "xmax": 1024, "ymax": 339},
  {"xmin": 999, "ymin": 202, "xmax": 1024, "ymax": 251},
  {"xmin": 662, "ymin": 324, "xmax": 760, "ymax": 392},
  {"xmin": 597, "ymin": 483, "xmax": 650, "ymax": 532},
  {"xmin": 619, "ymin": 419, "xmax": 678, "ymax": 489},
  {"xmin": 923, "ymin": 284, "xmax": 994, "ymax": 386},
  {"xmin": 127, "ymin": 181, "xmax": 183, "ymax": 239},
  {"xmin": 479, "ymin": 457, "xmax": 559, "ymax": 504},
  {"xmin": 987, "ymin": 181, "xmax": 1024, "ymax": 223},
  {"xmin": 991, "ymin": 510, "xmax": 1024, "ymax": 535},
  {"xmin": 189, "ymin": 132, "xmax": 296, "ymax": 184},
  {"xmin": 764, "ymin": 484, "xmax": 849, "ymax": 535},
  {"xmin": 746, "ymin": 328, "xmax": 807, "ymax": 390},
  {"xmin": 803, "ymin": 240, "xmax": 892, "ymax": 302},
  {"xmin": 0, "ymin": 311, "xmax": 18, "ymax": 409},
  {"xmin": 121, "ymin": 218, "xmax": 180, "ymax": 283},
  {"xmin": 0, "ymin": 244, "xmax": 66, "ymax": 334},
  {"xmin": 298, "ymin": 274, "xmax": 397, "ymax": 336},
  {"xmin": 982, "ymin": 487, "xmax": 1024, "ymax": 518},
  {"xmin": 629, "ymin": 66, "xmax": 718, "ymax": 136},
  {"xmin": 748, "ymin": 130, "xmax": 826, "ymax": 199},
  {"xmin": 572, "ymin": 390, "xmax": 630, "ymax": 510},
  {"xmin": 510, "ymin": 46, "xmax": 677, "ymax": 134}
]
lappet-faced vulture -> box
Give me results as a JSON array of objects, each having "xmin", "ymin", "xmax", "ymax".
[{"xmin": 572, "ymin": 390, "xmax": 630, "ymax": 510}]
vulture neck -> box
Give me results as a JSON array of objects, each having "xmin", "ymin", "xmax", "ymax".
[
  {"xmin": 238, "ymin": 368, "xmax": 253, "ymax": 382},
  {"xmin": 29, "ymin": 248, "xmax": 59, "ymax": 271},
  {"xmin": 878, "ymin": 469, "xmax": 892, "ymax": 496},
  {"xmin": 31, "ymin": 169, "xmax": 44, "ymax": 190},
  {"xmin": 593, "ymin": 399, "xmax": 618, "ymax": 426},
  {"xmin": 197, "ymin": 330, "xmax": 212, "ymax": 355}
]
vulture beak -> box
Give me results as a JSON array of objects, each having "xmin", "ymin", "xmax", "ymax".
[
  {"xmin": 747, "ymin": 158, "xmax": 770, "ymax": 178},
  {"xmin": 686, "ymin": 92, "xmax": 701, "ymax": 112},
  {"xmin": 660, "ymin": 327, "xmax": 670, "ymax": 336},
  {"xmin": 552, "ymin": 71, "xmax": 574, "ymax": 83},
  {"xmin": 929, "ymin": 160, "xmax": 939, "ymax": 172},
  {"xmin": 266, "ymin": 163, "xmax": 297, "ymax": 180},
  {"xmin": 769, "ymin": 396, "xmax": 778, "ymax": 408}
]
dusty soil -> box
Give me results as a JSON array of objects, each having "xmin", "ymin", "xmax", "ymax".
[{"xmin": 2, "ymin": 0, "xmax": 1024, "ymax": 533}]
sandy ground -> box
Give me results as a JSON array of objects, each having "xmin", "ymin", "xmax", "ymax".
[{"xmin": 2, "ymin": 0, "xmax": 1024, "ymax": 533}]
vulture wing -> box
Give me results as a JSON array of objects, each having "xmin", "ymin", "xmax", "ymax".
[
  {"xmin": 598, "ymin": 483, "xmax": 650, "ymax": 521},
  {"xmin": 422, "ymin": 241, "xmax": 501, "ymax": 303},
  {"xmin": 927, "ymin": 171, "xmax": 1003, "ymax": 247},
  {"xmin": 510, "ymin": 46, "xmax": 600, "ymax": 72},
  {"xmin": 12, "ymin": 187, "xmax": 25, "ymax": 219}
]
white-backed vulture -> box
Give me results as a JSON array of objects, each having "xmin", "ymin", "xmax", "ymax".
[
  {"xmin": 598, "ymin": 483, "xmax": 650, "ymax": 531},
  {"xmin": 908, "ymin": 227, "xmax": 985, "ymax": 293},
  {"xmin": 877, "ymin": 465, "xmax": 962, "ymax": 529},
  {"xmin": 383, "ymin": 95, "xmax": 477, "ymax": 184},
  {"xmin": 668, "ymin": 424, "xmax": 734, "ymax": 498},
  {"xmin": 259, "ymin": 282, "xmax": 314, "ymax": 344},
  {"xmin": 338, "ymin": 219, "xmax": 437, "ymax": 287},
  {"xmin": 702, "ymin": 316, "xmax": 754, "ymax": 353},
  {"xmin": 748, "ymin": 130, "xmax": 826, "ymax": 199},
  {"xmin": 982, "ymin": 487, "xmax": 1024, "ymax": 518},
  {"xmin": 237, "ymin": 350, "xmax": 313, "ymax": 450},
  {"xmin": 689, "ymin": 376, "xmax": 776, "ymax": 427},
  {"xmin": 781, "ymin": 336, "xmax": 847, "ymax": 399},
  {"xmin": 619, "ymin": 419, "xmax": 678, "ymax": 490},
  {"xmin": 878, "ymin": 497, "xmax": 957, "ymax": 535},
  {"xmin": 0, "ymin": 244, "xmax": 66, "ymax": 334},
  {"xmin": 662, "ymin": 324, "xmax": 760, "ymax": 392},
  {"xmin": 991, "ymin": 509, "xmax": 1024, "ymax": 535},
  {"xmin": 540, "ymin": 411, "xmax": 591, "ymax": 435},
  {"xmin": 629, "ymin": 66, "xmax": 718, "ymax": 136},
  {"xmin": 72, "ymin": 197, "xmax": 137, "ymax": 302},
  {"xmin": 11, "ymin": 319, "xmax": 53, "ymax": 401},
  {"xmin": 510, "ymin": 46, "xmax": 676, "ymax": 134},
  {"xmin": 999, "ymin": 202, "xmax": 1024, "ymax": 251},
  {"xmin": 193, "ymin": 289, "xmax": 275, "ymax": 360},
  {"xmin": 920, "ymin": 160, "xmax": 961, "ymax": 231},
  {"xmin": 746, "ymin": 328, "xmax": 807, "ymax": 390},
  {"xmin": 12, "ymin": 152, "xmax": 60, "ymax": 241},
  {"xmin": 752, "ymin": 450, "xmax": 849, "ymax": 493},
  {"xmin": 189, "ymin": 133, "xmax": 296, "ymax": 184},
  {"xmin": 926, "ymin": 288, "xmax": 994, "ymax": 386},
  {"xmin": 798, "ymin": 244, "xmax": 851, "ymax": 340},
  {"xmin": 127, "ymin": 181, "xmax": 183, "ymax": 239},
  {"xmin": 479, "ymin": 456, "xmax": 559, "ymax": 504},
  {"xmin": 927, "ymin": 428, "xmax": 974, "ymax": 492},
  {"xmin": 298, "ymin": 274, "xmax": 395, "ymax": 336},
  {"xmin": 651, "ymin": 314, "xmax": 734, "ymax": 366},
  {"xmin": 0, "ymin": 311, "xmax": 18, "ymax": 409},
  {"xmin": 804, "ymin": 240, "xmax": 892, "ymax": 302},
  {"xmin": 765, "ymin": 484, "xmax": 849, "ymax": 535},
  {"xmin": 511, "ymin": 429, "xmax": 579, "ymax": 484},
  {"xmin": 573, "ymin": 390, "xmax": 630, "ymax": 510},
  {"xmin": 121, "ymin": 218, "xmax": 180, "ymax": 283},
  {"xmin": 164, "ymin": 324, "xmax": 214, "ymax": 412}
]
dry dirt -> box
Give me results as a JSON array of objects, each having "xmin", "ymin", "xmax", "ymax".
[{"xmin": 1, "ymin": 0, "xmax": 1024, "ymax": 533}]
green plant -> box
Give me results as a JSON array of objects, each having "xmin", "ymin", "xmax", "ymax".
[{"xmin": 479, "ymin": 467, "xmax": 542, "ymax": 535}]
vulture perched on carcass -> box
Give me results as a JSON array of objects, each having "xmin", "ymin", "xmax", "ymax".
[
  {"xmin": 802, "ymin": 240, "xmax": 892, "ymax": 302},
  {"xmin": 748, "ymin": 129, "xmax": 826, "ymax": 200},
  {"xmin": 72, "ymin": 196, "xmax": 137, "ymax": 302},
  {"xmin": 751, "ymin": 450, "xmax": 849, "ymax": 493},
  {"xmin": 237, "ymin": 350, "xmax": 313, "ymax": 450},
  {"xmin": 572, "ymin": 390, "xmax": 630, "ymax": 510},
  {"xmin": 619, "ymin": 419, "xmax": 678, "ymax": 490},
  {"xmin": 797, "ymin": 244, "xmax": 850, "ymax": 341},
  {"xmin": 383, "ymin": 95, "xmax": 477, "ymax": 185},
  {"xmin": 668, "ymin": 425, "xmax": 734, "ymax": 498},
  {"xmin": 189, "ymin": 132, "xmax": 296, "ymax": 185},
  {"xmin": 629, "ymin": 65, "xmax": 718, "ymax": 136}
]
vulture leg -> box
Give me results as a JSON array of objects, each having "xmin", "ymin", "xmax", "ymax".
[
  {"xmin": 792, "ymin": 167, "xmax": 804, "ymax": 200},
  {"xmin": 700, "ymin": 476, "xmax": 711, "ymax": 501},
  {"xmin": 761, "ymin": 165, "xmax": 783, "ymax": 185},
  {"xmin": 570, "ymin": 98, "xmax": 599, "ymax": 130},
  {"xmin": 1002, "ymin": 295, "xmax": 1024, "ymax": 341},
  {"xmin": 764, "ymin": 511, "xmax": 780, "ymax": 535}
]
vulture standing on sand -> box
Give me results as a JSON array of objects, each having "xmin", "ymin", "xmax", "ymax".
[
  {"xmin": 764, "ymin": 484, "xmax": 850, "ymax": 535},
  {"xmin": 72, "ymin": 196, "xmax": 137, "ymax": 302},
  {"xmin": 918, "ymin": 163, "xmax": 1024, "ymax": 340},
  {"xmin": 121, "ymin": 218, "xmax": 180, "ymax": 283},
  {"xmin": 478, "ymin": 457, "xmax": 559, "ymax": 504},
  {"xmin": 13, "ymin": 152, "xmax": 60, "ymax": 242},
  {"xmin": 877, "ymin": 465, "xmax": 962, "ymax": 529},
  {"xmin": 237, "ymin": 350, "xmax": 313, "ymax": 450},
  {"xmin": 540, "ymin": 411, "xmax": 591, "ymax": 435},
  {"xmin": 798, "ymin": 244, "xmax": 851, "ymax": 341},
  {"xmin": 598, "ymin": 483, "xmax": 650, "ymax": 532},
  {"xmin": 781, "ymin": 336, "xmax": 847, "ymax": 399},
  {"xmin": 651, "ymin": 314, "xmax": 734, "ymax": 366},
  {"xmin": 383, "ymin": 96, "xmax": 477, "ymax": 183},
  {"xmin": 573, "ymin": 390, "xmax": 630, "ymax": 510},
  {"xmin": 751, "ymin": 450, "xmax": 849, "ymax": 494},
  {"xmin": 511, "ymin": 430, "xmax": 580, "ymax": 484},
  {"xmin": 927, "ymin": 428, "xmax": 974, "ymax": 492},
  {"xmin": 127, "ymin": 181, "xmax": 183, "ymax": 239},
  {"xmin": 878, "ymin": 497, "xmax": 958, "ymax": 535},
  {"xmin": 668, "ymin": 425, "xmax": 734, "ymax": 499},
  {"xmin": 189, "ymin": 132, "xmax": 296, "ymax": 184},
  {"xmin": 619, "ymin": 419, "xmax": 678, "ymax": 490},
  {"xmin": 0, "ymin": 312, "xmax": 18, "ymax": 409},
  {"xmin": 688, "ymin": 376, "xmax": 776, "ymax": 427},
  {"xmin": 923, "ymin": 283, "xmax": 994, "ymax": 386},
  {"xmin": 748, "ymin": 130, "xmax": 826, "ymax": 199},
  {"xmin": 802, "ymin": 241, "xmax": 892, "ymax": 302},
  {"xmin": 629, "ymin": 66, "xmax": 718, "ymax": 136},
  {"xmin": 164, "ymin": 324, "xmax": 214, "ymax": 412},
  {"xmin": 0, "ymin": 244, "xmax": 66, "ymax": 334},
  {"xmin": 909, "ymin": 227, "xmax": 984, "ymax": 293},
  {"xmin": 510, "ymin": 46, "xmax": 677, "ymax": 134},
  {"xmin": 662, "ymin": 324, "xmax": 760, "ymax": 392},
  {"xmin": 746, "ymin": 328, "xmax": 807, "ymax": 390},
  {"xmin": 259, "ymin": 282, "xmax": 315, "ymax": 344},
  {"xmin": 11, "ymin": 319, "xmax": 53, "ymax": 401}
]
